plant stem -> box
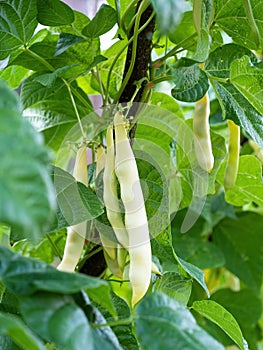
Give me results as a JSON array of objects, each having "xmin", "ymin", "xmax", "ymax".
[
  {"xmin": 120, "ymin": 0, "xmax": 138, "ymax": 33},
  {"xmin": 152, "ymin": 32, "xmax": 198, "ymax": 64},
  {"xmin": 243, "ymin": 0, "xmax": 260, "ymax": 47},
  {"xmin": 91, "ymin": 316, "xmax": 133, "ymax": 328},
  {"xmin": 151, "ymin": 75, "xmax": 173, "ymax": 84},
  {"xmin": 63, "ymin": 79, "xmax": 86, "ymax": 139},
  {"xmin": 113, "ymin": 0, "xmax": 150, "ymax": 104},
  {"xmin": 105, "ymin": 4, "xmax": 154, "ymax": 103},
  {"xmin": 208, "ymin": 75, "xmax": 229, "ymax": 83}
]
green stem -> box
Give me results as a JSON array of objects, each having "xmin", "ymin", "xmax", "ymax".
[
  {"xmin": 91, "ymin": 69, "xmax": 106, "ymax": 105},
  {"xmin": 105, "ymin": 9, "xmax": 154, "ymax": 103},
  {"xmin": 208, "ymin": 75, "xmax": 229, "ymax": 83},
  {"xmin": 91, "ymin": 316, "xmax": 133, "ymax": 328},
  {"xmin": 46, "ymin": 233, "xmax": 63, "ymax": 260},
  {"xmin": 63, "ymin": 79, "xmax": 86, "ymax": 139},
  {"xmin": 120, "ymin": 0, "xmax": 138, "ymax": 33},
  {"xmin": 243, "ymin": 0, "xmax": 260, "ymax": 47},
  {"xmin": 152, "ymin": 75, "xmax": 173, "ymax": 84},
  {"xmin": 152, "ymin": 32, "xmax": 198, "ymax": 64},
  {"xmin": 106, "ymin": 279, "xmax": 130, "ymax": 283},
  {"xmin": 113, "ymin": 0, "xmax": 152, "ymax": 104}
]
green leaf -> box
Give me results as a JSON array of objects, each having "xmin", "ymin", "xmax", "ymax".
[
  {"xmin": 136, "ymin": 158, "xmax": 170, "ymax": 238},
  {"xmin": 150, "ymin": 92, "xmax": 184, "ymax": 118},
  {"xmin": 0, "ymin": 246, "xmax": 110, "ymax": 296},
  {"xmin": 97, "ymin": 294, "xmax": 138, "ymax": 350},
  {"xmin": 171, "ymin": 209, "xmax": 225, "ymax": 269},
  {"xmin": 0, "ymin": 80, "xmax": 56, "ymax": 241},
  {"xmin": 20, "ymin": 293, "xmax": 93, "ymax": 350},
  {"xmin": 53, "ymin": 166, "xmax": 104, "ymax": 226},
  {"xmin": 135, "ymin": 293, "xmax": 224, "ymax": 350},
  {"xmin": 1, "ymin": 244, "xmax": 116, "ymax": 317},
  {"xmin": 12, "ymin": 230, "xmax": 65, "ymax": 264},
  {"xmin": 55, "ymin": 33, "xmax": 85, "ymax": 56},
  {"xmin": 205, "ymin": 43, "xmax": 257, "ymax": 79},
  {"xmin": 37, "ymin": 0, "xmax": 74, "ymax": 26},
  {"xmin": 91, "ymin": 306, "xmax": 122, "ymax": 350},
  {"xmin": 230, "ymin": 55, "xmax": 263, "ymax": 116},
  {"xmin": 211, "ymin": 288, "xmax": 262, "ymax": 326},
  {"xmin": 171, "ymin": 59, "xmax": 209, "ymax": 102},
  {"xmin": 150, "ymin": 0, "xmax": 189, "ymax": 34},
  {"xmin": 213, "ymin": 212, "xmax": 263, "ymax": 291},
  {"xmin": 169, "ymin": 11, "xmax": 196, "ymax": 45},
  {"xmin": 176, "ymin": 257, "xmax": 210, "ymax": 297},
  {"xmin": 0, "ymin": 66, "xmax": 29, "ymax": 88},
  {"xmin": 82, "ymin": 5, "xmax": 117, "ymax": 38},
  {"xmin": 0, "ymin": 0, "xmax": 38, "ymax": 59},
  {"xmin": 193, "ymin": 300, "xmax": 245, "ymax": 350},
  {"xmin": 21, "ymin": 74, "xmax": 93, "ymax": 151},
  {"xmin": 154, "ymin": 272, "xmax": 192, "ymax": 305},
  {"xmin": 217, "ymin": 155, "xmax": 263, "ymax": 207},
  {"xmin": 0, "ymin": 312, "xmax": 45, "ymax": 350},
  {"xmin": 212, "ymin": 81, "xmax": 263, "ymax": 147},
  {"xmin": 214, "ymin": 0, "xmax": 263, "ymax": 50}
]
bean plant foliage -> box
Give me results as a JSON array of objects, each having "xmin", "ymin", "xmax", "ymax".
[{"xmin": 0, "ymin": 0, "xmax": 263, "ymax": 349}]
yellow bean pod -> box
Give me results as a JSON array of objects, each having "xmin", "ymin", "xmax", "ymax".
[
  {"xmin": 103, "ymin": 125, "xmax": 129, "ymax": 249},
  {"xmin": 114, "ymin": 112, "xmax": 152, "ymax": 307},
  {"xmin": 193, "ymin": 92, "xmax": 214, "ymax": 173},
  {"xmin": 96, "ymin": 144, "xmax": 117, "ymax": 260},
  {"xmin": 57, "ymin": 145, "xmax": 88, "ymax": 272},
  {"xmin": 224, "ymin": 120, "xmax": 240, "ymax": 190}
]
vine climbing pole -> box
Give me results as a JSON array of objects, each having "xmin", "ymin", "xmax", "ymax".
[{"xmin": 80, "ymin": 1, "xmax": 155, "ymax": 277}]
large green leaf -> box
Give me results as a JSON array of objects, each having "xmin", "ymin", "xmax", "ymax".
[
  {"xmin": 193, "ymin": 300, "xmax": 245, "ymax": 350},
  {"xmin": 169, "ymin": 11, "xmax": 196, "ymax": 44},
  {"xmin": 53, "ymin": 166, "xmax": 104, "ymax": 227},
  {"xmin": 230, "ymin": 56, "xmax": 263, "ymax": 116},
  {"xmin": 0, "ymin": 245, "xmax": 116, "ymax": 316},
  {"xmin": 214, "ymin": 0, "xmax": 263, "ymax": 49},
  {"xmin": 210, "ymin": 288, "xmax": 262, "ymax": 326},
  {"xmin": 212, "ymin": 81, "xmax": 263, "ymax": 146},
  {"xmin": 0, "ymin": 312, "xmax": 45, "ymax": 350},
  {"xmin": 172, "ymin": 209, "xmax": 225, "ymax": 269},
  {"xmin": 37, "ymin": 0, "xmax": 74, "ymax": 26},
  {"xmin": 135, "ymin": 293, "xmax": 224, "ymax": 350},
  {"xmin": 0, "ymin": 66, "xmax": 29, "ymax": 88},
  {"xmin": 20, "ymin": 293, "xmax": 93, "ymax": 350},
  {"xmin": 213, "ymin": 212, "xmax": 263, "ymax": 291},
  {"xmin": 171, "ymin": 58, "xmax": 209, "ymax": 102},
  {"xmin": 154, "ymin": 272, "xmax": 192, "ymax": 305},
  {"xmin": 0, "ymin": 80, "xmax": 56, "ymax": 241},
  {"xmin": 150, "ymin": 0, "xmax": 189, "ymax": 34},
  {"xmin": 205, "ymin": 44, "xmax": 257, "ymax": 79},
  {"xmin": 82, "ymin": 4, "xmax": 117, "ymax": 38},
  {"xmin": 21, "ymin": 74, "xmax": 93, "ymax": 151},
  {"xmin": 0, "ymin": 0, "xmax": 38, "ymax": 59},
  {"xmin": 217, "ymin": 155, "xmax": 263, "ymax": 207}
]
